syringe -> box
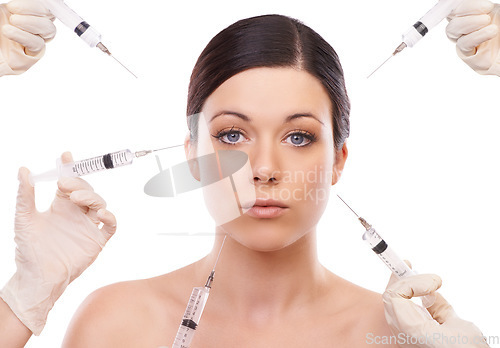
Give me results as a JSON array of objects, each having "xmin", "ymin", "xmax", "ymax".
[
  {"xmin": 172, "ymin": 235, "xmax": 227, "ymax": 348},
  {"xmin": 29, "ymin": 145, "xmax": 183, "ymax": 185},
  {"xmin": 337, "ymin": 195, "xmax": 435, "ymax": 308},
  {"xmin": 368, "ymin": 0, "xmax": 466, "ymax": 78},
  {"xmin": 40, "ymin": 0, "xmax": 137, "ymax": 78}
]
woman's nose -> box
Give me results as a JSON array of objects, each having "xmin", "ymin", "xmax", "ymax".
[
  {"xmin": 250, "ymin": 144, "xmax": 281, "ymax": 184},
  {"xmin": 253, "ymin": 167, "xmax": 277, "ymax": 184}
]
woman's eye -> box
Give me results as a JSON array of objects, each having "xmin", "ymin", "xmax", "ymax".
[
  {"xmin": 284, "ymin": 132, "xmax": 315, "ymax": 147},
  {"xmin": 223, "ymin": 132, "xmax": 242, "ymax": 143},
  {"xmin": 213, "ymin": 129, "xmax": 246, "ymax": 145}
]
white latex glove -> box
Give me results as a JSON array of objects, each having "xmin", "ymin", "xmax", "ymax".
[
  {"xmin": 383, "ymin": 268, "xmax": 489, "ymax": 347},
  {"xmin": 0, "ymin": 152, "xmax": 117, "ymax": 336},
  {"xmin": 446, "ymin": 0, "xmax": 500, "ymax": 76},
  {"xmin": 0, "ymin": 0, "xmax": 55, "ymax": 76}
]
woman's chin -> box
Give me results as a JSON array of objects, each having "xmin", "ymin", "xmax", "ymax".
[
  {"xmin": 223, "ymin": 225, "xmax": 306, "ymax": 253},
  {"xmin": 235, "ymin": 239, "xmax": 293, "ymax": 253},
  {"xmin": 216, "ymin": 210, "xmax": 316, "ymax": 252}
]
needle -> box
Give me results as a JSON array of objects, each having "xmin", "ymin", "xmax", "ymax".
[
  {"xmin": 152, "ymin": 144, "xmax": 185, "ymax": 152},
  {"xmin": 367, "ymin": 42, "xmax": 407, "ymax": 78},
  {"xmin": 205, "ymin": 234, "xmax": 227, "ymax": 288},
  {"xmin": 367, "ymin": 54, "xmax": 394, "ymax": 79},
  {"xmin": 212, "ymin": 234, "xmax": 227, "ymax": 272},
  {"xmin": 336, "ymin": 194, "xmax": 372, "ymax": 230},
  {"xmin": 111, "ymin": 54, "xmax": 138, "ymax": 79},
  {"xmin": 134, "ymin": 144, "xmax": 184, "ymax": 158},
  {"xmin": 97, "ymin": 42, "xmax": 138, "ymax": 78},
  {"xmin": 336, "ymin": 194, "xmax": 360, "ymax": 218}
]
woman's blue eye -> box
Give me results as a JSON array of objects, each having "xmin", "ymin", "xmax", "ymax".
[
  {"xmin": 290, "ymin": 134, "xmax": 305, "ymax": 145},
  {"xmin": 285, "ymin": 132, "xmax": 315, "ymax": 147},
  {"xmin": 224, "ymin": 132, "xmax": 241, "ymax": 143},
  {"xmin": 212, "ymin": 129, "xmax": 245, "ymax": 145}
]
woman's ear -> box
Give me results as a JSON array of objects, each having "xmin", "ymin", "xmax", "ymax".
[
  {"xmin": 185, "ymin": 133, "xmax": 201, "ymax": 182},
  {"xmin": 331, "ymin": 142, "xmax": 348, "ymax": 186}
]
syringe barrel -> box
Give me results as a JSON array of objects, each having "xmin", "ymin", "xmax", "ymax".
[
  {"xmin": 403, "ymin": 0, "xmax": 465, "ymax": 47},
  {"xmin": 172, "ymin": 287, "xmax": 210, "ymax": 348},
  {"xmin": 40, "ymin": 0, "xmax": 102, "ymax": 47},
  {"xmin": 420, "ymin": 0, "xmax": 464, "ymax": 30},
  {"xmin": 59, "ymin": 149, "xmax": 134, "ymax": 177},
  {"xmin": 362, "ymin": 228, "xmax": 435, "ymax": 308},
  {"xmin": 362, "ymin": 227, "xmax": 413, "ymax": 278}
]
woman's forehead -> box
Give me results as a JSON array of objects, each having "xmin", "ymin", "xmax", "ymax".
[{"xmin": 202, "ymin": 67, "xmax": 332, "ymax": 126}]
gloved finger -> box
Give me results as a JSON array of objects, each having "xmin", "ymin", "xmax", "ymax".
[
  {"xmin": 60, "ymin": 151, "xmax": 74, "ymax": 164},
  {"xmin": 385, "ymin": 260, "xmax": 412, "ymax": 290},
  {"xmin": 6, "ymin": 0, "xmax": 52, "ymax": 17},
  {"xmin": 96, "ymin": 208, "xmax": 117, "ymax": 240},
  {"xmin": 449, "ymin": 0, "xmax": 495, "ymax": 17},
  {"xmin": 446, "ymin": 14, "xmax": 492, "ymax": 40},
  {"xmin": 1, "ymin": 24, "xmax": 45, "ymax": 53},
  {"xmin": 425, "ymin": 292, "xmax": 457, "ymax": 325},
  {"xmin": 456, "ymin": 24, "xmax": 499, "ymax": 54},
  {"xmin": 57, "ymin": 176, "xmax": 95, "ymax": 202},
  {"xmin": 384, "ymin": 273, "xmax": 442, "ymax": 300},
  {"xmin": 16, "ymin": 167, "xmax": 36, "ymax": 213},
  {"xmin": 10, "ymin": 14, "xmax": 56, "ymax": 41},
  {"xmin": 69, "ymin": 190, "xmax": 107, "ymax": 212},
  {"xmin": 384, "ymin": 296, "xmax": 438, "ymax": 336}
]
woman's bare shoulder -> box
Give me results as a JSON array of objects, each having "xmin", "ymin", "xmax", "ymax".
[
  {"xmin": 62, "ymin": 269, "xmax": 192, "ymax": 348},
  {"xmin": 61, "ymin": 279, "xmax": 156, "ymax": 347},
  {"xmin": 348, "ymin": 283, "xmax": 398, "ymax": 346},
  {"xmin": 322, "ymin": 273, "xmax": 398, "ymax": 347}
]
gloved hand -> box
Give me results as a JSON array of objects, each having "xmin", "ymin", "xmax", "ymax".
[
  {"xmin": 383, "ymin": 267, "xmax": 489, "ymax": 347},
  {"xmin": 0, "ymin": 0, "xmax": 55, "ymax": 76},
  {"xmin": 0, "ymin": 152, "xmax": 117, "ymax": 336},
  {"xmin": 446, "ymin": 0, "xmax": 500, "ymax": 76}
]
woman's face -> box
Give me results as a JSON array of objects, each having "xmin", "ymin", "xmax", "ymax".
[{"xmin": 188, "ymin": 67, "xmax": 347, "ymax": 252}]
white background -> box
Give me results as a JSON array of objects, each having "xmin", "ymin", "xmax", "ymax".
[{"xmin": 0, "ymin": 0, "xmax": 499, "ymax": 346}]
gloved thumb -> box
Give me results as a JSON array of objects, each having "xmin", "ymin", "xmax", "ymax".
[
  {"xmin": 385, "ymin": 273, "xmax": 442, "ymax": 302},
  {"xmin": 16, "ymin": 167, "xmax": 36, "ymax": 213}
]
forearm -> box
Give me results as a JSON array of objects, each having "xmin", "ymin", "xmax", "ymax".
[{"xmin": 0, "ymin": 296, "xmax": 32, "ymax": 348}]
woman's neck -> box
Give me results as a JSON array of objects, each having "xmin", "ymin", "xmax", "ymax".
[{"xmin": 197, "ymin": 227, "xmax": 331, "ymax": 326}]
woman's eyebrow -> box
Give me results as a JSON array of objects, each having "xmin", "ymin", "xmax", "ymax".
[
  {"xmin": 210, "ymin": 111, "xmax": 250, "ymax": 123},
  {"xmin": 209, "ymin": 111, "xmax": 324, "ymax": 125},
  {"xmin": 285, "ymin": 113, "xmax": 324, "ymax": 125}
]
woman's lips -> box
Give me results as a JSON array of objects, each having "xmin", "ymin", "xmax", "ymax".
[
  {"xmin": 245, "ymin": 199, "xmax": 289, "ymax": 218},
  {"xmin": 246, "ymin": 206, "xmax": 288, "ymax": 218}
]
